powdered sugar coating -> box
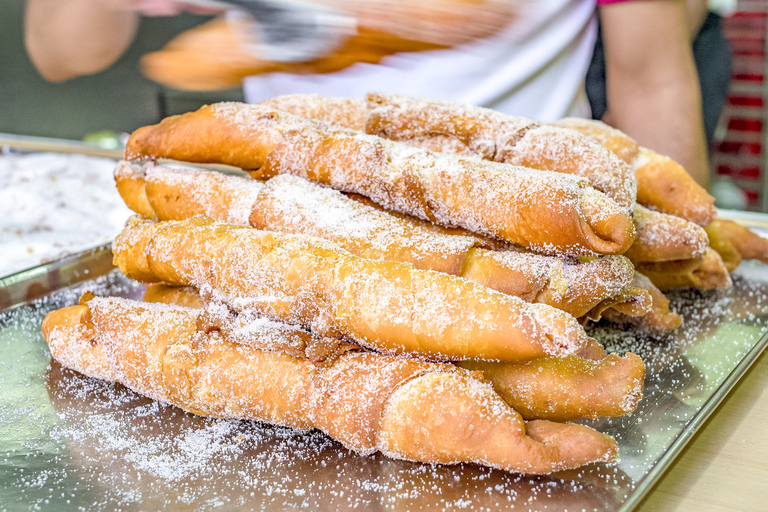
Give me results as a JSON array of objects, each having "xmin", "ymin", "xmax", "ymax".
[
  {"xmin": 266, "ymin": 124, "xmax": 631, "ymax": 257},
  {"xmin": 0, "ymin": 153, "xmax": 132, "ymax": 276},
  {"xmin": 145, "ymin": 164, "xmax": 263, "ymax": 226},
  {"xmin": 151, "ymin": 102, "xmax": 637, "ymax": 257},
  {"xmin": 256, "ymin": 174, "xmax": 478, "ymax": 273},
  {"xmin": 114, "ymin": 217, "xmax": 590, "ymax": 360},
  {"xmin": 627, "ymin": 205, "xmax": 709, "ymax": 263},
  {"xmin": 262, "ymin": 94, "xmax": 367, "ymax": 131},
  {"xmin": 365, "ymin": 93, "xmax": 636, "ymax": 212}
]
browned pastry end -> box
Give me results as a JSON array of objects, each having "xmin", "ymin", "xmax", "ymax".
[
  {"xmin": 640, "ymin": 248, "xmax": 732, "ymax": 292},
  {"xmin": 601, "ymin": 272, "xmax": 682, "ymax": 330},
  {"xmin": 582, "ymin": 285, "xmax": 653, "ymax": 324},
  {"xmin": 115, "ymin": 161, "xmax": 263, "ymax": 226},
  {"xmin": 624, "ymin": 205, "xmax": 709, "ymax": 264},
  {"xmin": 459, "ymin": 352, "xmax": 645, "ymax": 422},
  {"xmin": 42, "ymin": 298, "xmax": 618, "ymax": 474},
  {"xmin": 704, "ymin": 220, "xmax": 743, "ymax": 273},
  {"xmin": 553, "ymin": 118, "xmax": 716, "ymax": 226},
  {"xmin": 706, "ymin": 218, "xmax": 768, "ymax": 265},
  {"xmin": 126, "ymin": 103, "xmax": 636, "ymax": 257},
  {"xmin": 113, "ymin": 216, "xmax": 593, "ymax": 362}
]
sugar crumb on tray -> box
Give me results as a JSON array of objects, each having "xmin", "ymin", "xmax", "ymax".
[{"xmin": 0, "ymin": 152, "xmax": 132, "ymax": 276}]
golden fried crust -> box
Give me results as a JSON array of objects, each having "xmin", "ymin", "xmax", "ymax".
[
  {"xmin": 113, "ymin": 216, "xmax": 592, "ymax": 362},
  {"xmin": 633, "ymin": 150, "xmax": 717, "ymax": 226},
  {"xmin": 126, "ymin": 103, "xmax": 635, "ymax": 257},
  {"xmin": 624, "ymin": 205, "xmax": 709, "ymax": 264},
  {"xmin": 704, "ymin": 220, "xmax": 743, "ymax": 273},
  {"xmin": 42, "ymin": 298, "xmax": 618, "ymax": 474},
  {"xmin": 583, "ymin": 285, "xmax": 653, "ymax": 323},
  {"xmin": 640, "ymin": 248, "xmax": 732, "ymax": 292},
  {"xmin": 706, "ymin": 218, "xmax": 768, "ymax": 265},
  {"xmin": 460, "ymin": 352, "xmax": 645, "ymax": 422}
]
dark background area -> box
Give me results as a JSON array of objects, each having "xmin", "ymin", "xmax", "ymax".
[{"xmin": 0, "ymin": 0, "xmax": 244, "ymax": 140}]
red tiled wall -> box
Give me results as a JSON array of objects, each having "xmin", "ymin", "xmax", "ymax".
[{"xmin": 713, "ymin": 3, "xmax": 768, "ymax": 210}]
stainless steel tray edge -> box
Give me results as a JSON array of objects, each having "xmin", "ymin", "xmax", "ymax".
[
  {"xmin": 0, "ymin": 244, "xmax": 114, "ymax": 314},
  {"xmin": 623, "ymin": 326, "xmax": 768, "ymax": 511}
]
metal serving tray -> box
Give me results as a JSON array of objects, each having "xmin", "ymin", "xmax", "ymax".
[{"xmin": 2, "ymin": 216, "xmax": 768, "ymax": 512}]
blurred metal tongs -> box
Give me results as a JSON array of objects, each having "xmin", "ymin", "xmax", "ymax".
[{"xmin": 181, "ymin": 0, "xmax": 356, "ymax": 63}]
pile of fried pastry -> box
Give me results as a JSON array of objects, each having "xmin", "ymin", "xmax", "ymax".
[{"xmin": 42, "ymin": 93, "xmax": 768, "ymax": 475}]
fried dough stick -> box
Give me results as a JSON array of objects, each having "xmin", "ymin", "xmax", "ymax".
[
  {"xmin": 264, "ymin": 93, "xmax": 713, "ymax": 225},
  {"xmin": 264, "ymin": 93, "xmax": 636, "ymax": 211},
  {"xmin": 125, "ymin": 103, "xmax": 636, "ymax": 257},
  {"xmin": 116, "ymin": 162, "xmax": 642, "ymax": 319},
  {"xmin": 553, "ymin": 118, "xmax": 716, "ymax": 226},
  {"xmin": 640, "ymin": 248, "xmax": 732, "ymax": 292},
  {"xmin": 42, "ymin": 297, "xmax": 617, "ymax": 474},
  {"xmin": 706, "ymin": 218, "xmax": 768, "ymax": 266},
  {"xmin": 144, "ymin": 283, "xmax": 646, "ymax": 422},
  {"xmin": 459, "ymin": 354, "xmax": 644, "ymax": 422},
  {"xmin": 113, "ymin": 216, "xmax": 593, "ymax": 362}
]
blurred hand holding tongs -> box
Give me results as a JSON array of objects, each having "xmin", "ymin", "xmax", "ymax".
[{"xmin": 180, "ymin": 0, "xmax": 356, "ymax": 62}]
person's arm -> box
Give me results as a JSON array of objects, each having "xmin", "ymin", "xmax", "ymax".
[
  {"xmin": 25, "ymin": 0, "xmax": 142, "ymax": 82},
  {"xmin": 24, "ymin": 0, "xmax": 208, "ymax": 82},
  {"xmin": 600, "ymin": 0, "xmax": 710, "ymax": 188}
]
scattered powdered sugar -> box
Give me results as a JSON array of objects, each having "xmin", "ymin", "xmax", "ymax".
[
  {"xmin": 262, "ymin": 94, "xmax": 367, "ymax": 131},
  {"xmin": 6, "ymin": 262, "xmax": 768, "ymax": 509},
  {"xmin": 0, "ymin": 152, "xmax": 132, "ymax": 276},
  {"xmin": 365, "ymin": 92, "xmax": 538, "ymax": 161}
]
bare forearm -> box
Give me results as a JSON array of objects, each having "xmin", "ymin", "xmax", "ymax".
[
  {"xmin": 25, "ymin": 0, "xmax": 139, "ymax": 82},
  {"xmin": 601, "ymin": 0, "xmax": 709, "ymax": 188}
]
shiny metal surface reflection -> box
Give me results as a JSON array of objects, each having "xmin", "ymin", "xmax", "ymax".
[{"xmin": 1, "ymin": 237, "xmax": 768, "ymax": 511}]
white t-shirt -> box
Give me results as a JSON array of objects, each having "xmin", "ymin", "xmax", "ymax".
[{"xmin": 243, "ymin": 0, "xmax": 597, "ymax": 121}]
